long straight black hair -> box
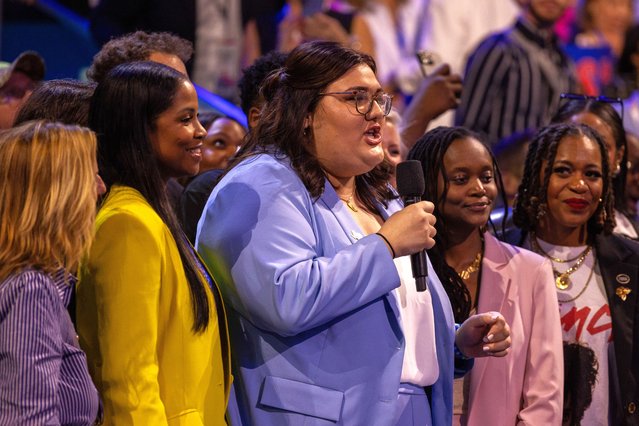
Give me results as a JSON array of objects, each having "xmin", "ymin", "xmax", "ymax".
[{"xmin": 89, "ymin": 61, "xmax": 210, "ymax": 332}]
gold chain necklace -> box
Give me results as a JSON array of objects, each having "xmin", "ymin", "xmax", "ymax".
[
  {"xmin": 531, "ymin": 237, "xmax": 592, "ymax": 290},
  {"xmin": 339, "ymin": 193, "xmax": 358, "ymax": 212},
  {"xmin": 458, "ymin": 250, "xmax": 482, "ymax": 280},
  {"xmin": 557, "ymin": 258, "xmax": 596, "ymax": 303},
  {"xmin": 531, "ymin": 237, "xmax": 590, "ymax": 263}
]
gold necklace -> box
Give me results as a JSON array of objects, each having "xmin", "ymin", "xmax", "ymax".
[
  {"xmin": 458, "ymin": 251, "xmax": 482, "ymax": 280},
  {"xmin": 339, "ymin": 193, "xmax": 358, "ymax": 212},
  {"xmin": 531, "ymin": 238, "xmax": 592, "ymax": 290},
  {"xmin": 531, "ymin": 236, "xmax": 590, "ymax": 263},
  {"xmin": 557, "ymin": 258, "xmax": 596, "ymax": 303}
]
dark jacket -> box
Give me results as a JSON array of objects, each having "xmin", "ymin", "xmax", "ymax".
[{"xmin": 503, "ymin": 230, "xmax": 639, "ymax": 425}]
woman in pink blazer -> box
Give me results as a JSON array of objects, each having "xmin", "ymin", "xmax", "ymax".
[{"xmin": 407, "ymin": 126, "xmax": 563, "ymax": 425}]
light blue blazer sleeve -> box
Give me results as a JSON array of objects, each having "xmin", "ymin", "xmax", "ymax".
[
  {"xmin": 196, "ymin": 153, "xmax": 459, "ymax": 426},
  {"xmin": 196, "ymin": 154, "xmax": 401, "ymax": 336}
]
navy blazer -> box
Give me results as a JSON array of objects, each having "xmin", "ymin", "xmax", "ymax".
[
  {"xmin": 196, "ymin": 153, "xmax": 457, "ymax": 426},
  {"xmin": 595, "ymin": 234, "xmax": 639, "ymax": 425}
]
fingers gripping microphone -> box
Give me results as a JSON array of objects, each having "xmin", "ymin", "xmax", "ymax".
[{"xmin": 396, "ymin": 160, "xmax": 428, "ymax": 292}]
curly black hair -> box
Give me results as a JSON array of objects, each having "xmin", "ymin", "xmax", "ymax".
[
  {"xmin": 238, "ymin": 50, "xmax": 288, "ymax": 117},
  {"xmin": 87, "ymin": 31, "xmax": 192, "ymax": 84},
  {"xmin": 552, "ymin": 98, "xmax": 629, "ymax": 215}
]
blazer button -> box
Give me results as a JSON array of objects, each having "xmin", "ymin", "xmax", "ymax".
[{"xmin": 628, "ymin": 402, "xmax": 637, "ymax": 414}]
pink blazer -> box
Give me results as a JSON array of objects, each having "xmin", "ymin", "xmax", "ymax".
[{"xmin": 462, "ymin": 233, "xmax": 563, "ymax": 426}]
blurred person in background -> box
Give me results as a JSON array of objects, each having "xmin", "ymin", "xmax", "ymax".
[
  {"xmin": 0, "ymin": 51, "xmax": 45, "ymax": 129},
  {"xmin": 14, "ymin": 79, "xmax": 96, "ymax": 128},
  {"xmin": 573, "ymin": 0, "xmax": 633, "ymax": 59},
  {"xmin": 626, "ymin": 131, "xmax": 639, "ymax": 220},
  {"xmin": 456, "ymin": 0, "xmax": 576, "ymax": 145},
  {"xmin": 383, "ymin": 108, "xmax": 402, "ymax": 188},
  {"xmin": 179, "ymin": 111, "xmax": 247, "ymax": 242}
]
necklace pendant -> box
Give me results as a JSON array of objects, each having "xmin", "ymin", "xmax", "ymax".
[
  {"xmin": 346, "ymin": 200, "xmax": 358, "ymax": 212},
  {"xmin": 556, "ymin": 274, "xmax": 571, "ymax": 290}
]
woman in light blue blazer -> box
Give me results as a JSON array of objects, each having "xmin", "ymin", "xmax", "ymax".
[{"xmin": 197, "ymin": 41, "xmax": 511, "ymax": 426}]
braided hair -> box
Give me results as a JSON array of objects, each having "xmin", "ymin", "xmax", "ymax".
[
  {"xmin": 552, "ymin": 99, "xmax": 629, "ymax": 215},
  {"xmin": 512, "ymin": 123, "xmax": 616, "ymax": 244},
  {"xmin": 407, "ymin": 126, "xmax": 508, "ymax": 323}
]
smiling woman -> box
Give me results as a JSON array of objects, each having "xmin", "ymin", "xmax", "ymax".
[
  {"xmin": 512, "ymin": 122, "xmax": 639, "ymax": 425},
  {"xmin": 407, "ymin": 126, "xmax": 563, "ymax": 425},
  {"xmin": 77, "ymin": 61, "xmax": 231, "ymax": 425}
]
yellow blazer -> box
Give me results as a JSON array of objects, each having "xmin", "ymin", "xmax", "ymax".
[{"xmin": 77, "ymin": 185, "xmax": 231, "ymax": 425}]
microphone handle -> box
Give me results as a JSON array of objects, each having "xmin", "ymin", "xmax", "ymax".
[
  {"xmin": 404, "ymin": 195, "xmax": 428, "ymax": 292},
  {"xmin": 410, "ymin": 252, "xmax": 429, "ymax": 292}
]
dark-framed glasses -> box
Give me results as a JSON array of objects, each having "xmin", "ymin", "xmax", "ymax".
[
  {"xmin": 559, "ymin": 93, "xmax": 624, "ymax": 122},
  {"xmin": 318, "ymin": 90, "xmax": 393, "ymax": 117}
]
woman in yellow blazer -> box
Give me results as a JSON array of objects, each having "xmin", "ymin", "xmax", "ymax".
[{"xmin": 78, "ymin": 61, "xmax": 231, "ymax": 425}]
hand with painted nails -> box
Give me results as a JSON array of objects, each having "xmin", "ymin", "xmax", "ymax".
[{"xmin": 455, "ymin": 311, "xmax": 511, "ymax": 358}]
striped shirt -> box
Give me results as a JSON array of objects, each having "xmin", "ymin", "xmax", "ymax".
[
  {"xmin": 0, "ymin": 269, "xmax": 99, "ymax": 425},
  {"xmin": 455, "ymin": 18, "xmax": 575, "ymax": 145}
]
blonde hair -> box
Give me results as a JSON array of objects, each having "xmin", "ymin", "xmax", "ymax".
[{"xmin": 0, "ymin": 121, "xmax": 98, "ymax": 281}]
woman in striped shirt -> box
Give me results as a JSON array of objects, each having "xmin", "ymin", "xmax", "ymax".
[{"xmin": 0, "ymin": 121, "xmax": 102, "ymax": 424}]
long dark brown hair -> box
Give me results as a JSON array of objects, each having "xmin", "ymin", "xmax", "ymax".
[{"xmin": 229, "ymin": 41, "xmax": 395, "ymax": 211}]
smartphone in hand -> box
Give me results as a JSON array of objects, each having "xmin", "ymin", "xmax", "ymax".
[{"xmin": 416, "ymin": 51, "xmax": 442, "ymax": 77}]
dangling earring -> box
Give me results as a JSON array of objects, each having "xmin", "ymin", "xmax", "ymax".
[
  {"xmin": 535, "ymin": 203, "xmax": 547, "ymax": 221},
  {"xmin": 599, "ymin": 205, "xmax": 608, "ymax": 225},
  {"xmin": 613, "ymin": 163, "xmax": 621, "ymax": 177}
]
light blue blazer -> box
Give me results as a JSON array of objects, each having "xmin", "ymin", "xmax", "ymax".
[{"xmin": 196, "ymin": 153, "xmax": 456, "ymax": 426}]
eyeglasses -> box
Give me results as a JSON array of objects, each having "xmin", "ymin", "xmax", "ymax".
[
  {"xmin": 559, "ymin": 93, "xmax": 624, "ymax": 123},
  {"xmin": 318, "ymin": 90, "xmax": 393, "ymax": 117}
]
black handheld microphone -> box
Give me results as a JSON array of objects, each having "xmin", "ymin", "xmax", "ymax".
[{"xmin": 396, "ymin": 160, "xmax": 428, "ymax": 292}]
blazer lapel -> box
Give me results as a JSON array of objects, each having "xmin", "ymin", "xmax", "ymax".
[
  {"xmin": 471, "ymin": 233, "xmax": 514, "ymax": 390},
  {"xmin": 318, "ymin": 180, "xmax": 366, "ymax": 243},
  {"xmin": 317, "ymin": 181, "xmax": 402, "ymax": 319},
  {"xmin": 596, "ymin": 235, "xmax": 638, "ymax": 381}
]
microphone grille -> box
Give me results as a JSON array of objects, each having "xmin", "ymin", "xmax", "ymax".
[{"xmin": 396, "ymin": 160, "xmax": 425, "ymax": 198}]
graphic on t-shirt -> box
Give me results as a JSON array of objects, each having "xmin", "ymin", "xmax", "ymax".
[{"xmin": 562, "ymin": 342, "xmax": 598, "ymax": 426}]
